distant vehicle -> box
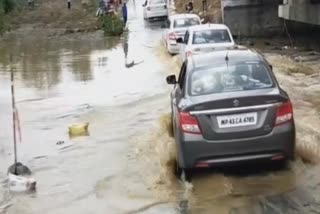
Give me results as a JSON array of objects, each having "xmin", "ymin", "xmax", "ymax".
[
  {"xmin": 177, "ymin": 24, "xmax": 235, "ymax": 63},
  {"xmin": 142, "ymin": 0, "xmax": 168, "ymax": 20},
  {"xmin": 166, "ymin": 48, "xmax": 296, "ymax": 179},
  {"xmin": 161, "ymin": 14, "xmax": 201, "ymax": 55}
]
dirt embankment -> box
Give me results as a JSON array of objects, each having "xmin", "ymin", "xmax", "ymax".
[
  {"xmin": 174, "ymin": 0, "xmax": 222, "ymax": 23},
  {"xmin": 5, "ymin": 0, "xmax": 100, "ymax": 37}
]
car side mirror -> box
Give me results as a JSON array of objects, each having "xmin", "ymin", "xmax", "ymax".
[
  {"xmin": 142, "ymin": 4, "xmax": 145, "ymax": 7},
  {"xmin": 166, "ymin": 75, "xmax": 177, "ymax": 84},
  {"xmin": 269, "ymin": 64, "xmax": 273, "ymax": 71},
  {"xmin": 176, "ymin": 38, "xmax": 183, "ymax": 43}
]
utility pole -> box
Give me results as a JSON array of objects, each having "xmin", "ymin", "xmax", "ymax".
[{"xmin": 10, "ymin": 56, "xmax": 18, "ymax": 174}]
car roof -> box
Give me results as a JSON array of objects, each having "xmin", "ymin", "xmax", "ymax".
[
  {"xmin": 190, "ymin": 47, "xmax": 265, "ymax": 69},
  {"xmin": 169, "ymin": 14, "xmax": 200, "ymax": 20},
  {"xmin": 148, "ymin": 0, "xmax": 165, "ymax": 3},
  {"xmin": 188, "ymin": 23, "xmax": 230, "ymax": 31}
]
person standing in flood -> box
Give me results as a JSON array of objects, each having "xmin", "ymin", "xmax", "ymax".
[
  {"xmin": 27, "ymin": 0, "xmax": 34, "ymax": 9},
  {"xmin": 122, "ymin": 2, "xmax": 128, "ymax": 28},
  {"xmin": 67, "ymin": 0, "xmax": 71, "ymax": 9},
  {"xmin": 123, "ymin": 41, "xmax": 128, "ymax": 59}
]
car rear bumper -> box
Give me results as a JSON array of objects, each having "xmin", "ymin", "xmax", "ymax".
[
  {"xmin": 146, "ymin": 10, "xmax": 168, "ymax": 18},
  {"xmin": 177, "ymin": 124, "xmax": 295, "ymax": 169}
]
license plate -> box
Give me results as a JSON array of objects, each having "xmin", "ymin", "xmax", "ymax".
[{"xmin": 217, "ymin": 112, "xmax": 257, "ymax": 128}]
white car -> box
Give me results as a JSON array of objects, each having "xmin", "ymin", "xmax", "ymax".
[
  {"xmin": 142, "ymin": 0, "xmax": 168, "ymax": 20},
  {"xmin": 162, "ymin": 14, "xmax": 201, "ymax": 55},
  {"xmin": 177, "ymin": 24, "xmax": 235, "ymax": 63}
]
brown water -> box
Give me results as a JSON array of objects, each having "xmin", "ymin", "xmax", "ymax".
[{"xmin": 1, "ymin": 0, "xmax": 320, "ymax": 213}]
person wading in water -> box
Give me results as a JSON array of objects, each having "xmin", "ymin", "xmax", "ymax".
[
  {"xmin": 28, "ymin": 0, "xmax": 34, "ymax": 9},
  {"xmin": 67, "ymin": 0, "xmax": 71, "ymax": 9},
  {"xmin": 122, "ymin": 2, "xmax": 128, "ymax": 28}
]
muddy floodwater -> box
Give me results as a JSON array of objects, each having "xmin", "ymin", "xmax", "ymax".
[{"xmin": 1, "ymin": 0, "xmax": 320, "ymax": 214}]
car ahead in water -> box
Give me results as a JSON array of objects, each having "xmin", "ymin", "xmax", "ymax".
[
  {"xmin": 142, "ymin": 0, "xmax": 168, "ymax": 20},
  {"xmin": 177, "ymin": 24, "xmax": 235, "ymax": 64},
  {"xmin": 161, "ymin": 14, "xmax": 201, "ymax": 55},
  {"xmin": 166, "ymin": 47, "xmax": 295, "ymax": 179}
]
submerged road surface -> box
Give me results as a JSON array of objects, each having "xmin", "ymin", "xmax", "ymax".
[{"xmin": 1, "ymin": 0, "xmax": 320, "ymax": 213}]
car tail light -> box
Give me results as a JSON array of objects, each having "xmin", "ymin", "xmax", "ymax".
[
  {"xmin": 271, "ymin": 154, "xmax": 285, "ymax": 161},
  {"xmin": 186, "ymin": 51, "xmax": 192, "ymax": 57},
  {"xmin": 275, "ymin": 101, "xmax": 293, "ymax": 126},
  {"xmin": 179, "ymin": 112, "xmax": 201, "ymax": 134},
  {"xmin": 164, "ymin": 5, "xmax": 167, "ymax": 9},
  {"xmin": 168, "ymin": 32, "xmax": 176, "ymax": 40},
  {"xmin": 147, "ymin": 7, "xmax": 151, "ymax": 11},
  {"xmin": 196, "ymin": 162, "xmax": 209, "ymax": 168}
]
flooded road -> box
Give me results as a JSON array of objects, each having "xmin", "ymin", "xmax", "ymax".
[{"xmin": 1, "ymin": 0, "xmax": 320, "ymax": 214}]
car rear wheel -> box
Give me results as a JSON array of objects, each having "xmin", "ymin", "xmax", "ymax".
[
  {"xmin": 167, "ymin": 48, "xmax": 175, "ymax": 56},
  {"xmin": 174, "ymin": 159, "xmax": 192, "ymax": 182},
  {"xmin": 168, "ymin": 113, "xmax": 174, "ymax": 137},
  {"xmin": 277, "ymin": 159, "xmax": 290, "ymax": 170},
  {"xmin": 181, "ymin": 169, "xmax": 192, "ymax": 182}
]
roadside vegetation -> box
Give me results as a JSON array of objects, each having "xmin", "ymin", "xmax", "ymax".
[
  {"xmin": 0, "ymin": 0, "xmax": 101, "ymax": 37},
  {"xmin": 0, "ymin": 0, "xmax": 15, "ymax": 34},
  {"xmin": 0, "ymin": 0, "xmax": 26, "ymax": 34},
  {"xmin": 100, "ymin": 14, "xmax": 124, "ymax": 36},
  {"xmin": 0, "ymin": 0, "xmax": 126, "ymax": 37}
]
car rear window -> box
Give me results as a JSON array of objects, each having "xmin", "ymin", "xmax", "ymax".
[
  {"xmin": 173, "ymin": 18, "xmax": 200, "ymax": 28},
  {"xmin": 149, "ymin": 0, "xmax": 165, "ymax": 4},
  {"xmin": 192, "ymin": 29, "xmax": 231, "ymax": 44},
  {"xmin": 190, "ymin": 62, "xmax": 274, "ymax": 96}
]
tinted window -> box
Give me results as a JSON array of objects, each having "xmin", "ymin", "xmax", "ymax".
[
  {"xmin": 190, "ymin": 62, "xmax": 273, "ymax": 96},
  {"xmin": 184, "ymin": 31, "xmax": 189, "ymax": 44},
  {"xmin": 192, "ymin": 29, "xmax": 231, "ymax": 44},
  {"xmin": 173, "ymin": 18, "xmax": 200, "ymax": 28},
  {"xmin": 149, "ymin": 0, "xmax": 164, "ymax": 4},
  {"xmin": 178, "ymin": 63, "xmax": 187, "ymax": 89},
  {"xmin": 167, "ymin": 19, "xmax": 171, "ymax": 28}
]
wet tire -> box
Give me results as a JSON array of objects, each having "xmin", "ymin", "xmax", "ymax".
[
  {"xmin": 168, "ymin": 49, "xmax": 175, "ymax": 56},
  {"xmin": 174, "ymin": 161, "xmax": 182, "ymax": 177},
  {"xmin": 168, "ymin": 113, "xmax": 174, "ymax": 138},
  {"xmin": 166, "ymin": 43, "xmax": 174, "ymax": 56},
  {"xmin": 289, "ymin": 148, "xmax": 296, "ymax": 161},
  {"xmin": 174, "ymin": 160, "xmax": 192, "ymax": 182},
  {"xmin": 181, "ymin": 169, "xmax": 192, "ymax": 182},
  {"xmin": 279, "ymin": 159, "xmax": 290, "ymax": 170},
  {"xmin": 272, "ymin": 158, "xmax": 290, "ymax": 170}
]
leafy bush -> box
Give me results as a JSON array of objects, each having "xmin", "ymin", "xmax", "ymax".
[
  {"xmin": 0, "ymin": 0, "xmax": 18, "ymax": 34},
  {"xmin": 0, "ymin": 0, "xmax": 25, "ymax": 35},
  {"xmin": 100, "ymin": 14, "xmax": 124, "ymax": 36},
  {"xmin": 1, "ymin": 0, "xmax": 15, "ymax": 13},
  {"xmin": 0, "ymin": 1, "xmax": 5, "ymax": 34}
]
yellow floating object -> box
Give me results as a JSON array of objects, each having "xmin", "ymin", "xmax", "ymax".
[{"xmin": 68, "ymin": 123, "xmax": 89, "ymax": 136}]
